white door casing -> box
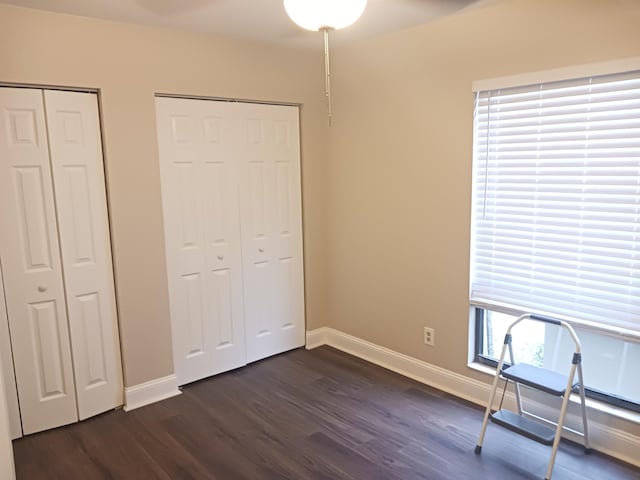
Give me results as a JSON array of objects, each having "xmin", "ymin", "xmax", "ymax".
[
  {"xmin": 0, "ymin": 88, "xmax": 78, "ymax": 435},
  {"xmin": 44, "ymin": 90, "xmax": 123, "ymax": 420},
  {"xmin": 0, "ymin": 360, "xmax": 15, "ymax": 480},
  {"xmin": 0, "ymin": 259, "xmax": 22, "ymax": 439},
  {"xmin": 236, "ymin": 102, "xmax": 305, "ymax": 363},
  {"xmin": 156, "ymin": 97, "xmax": 246, "ymax": 385}
]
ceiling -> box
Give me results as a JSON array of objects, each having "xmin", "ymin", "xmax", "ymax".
[{"xmin": 0, "ymin": 0, "xmax": 492, "ymax": 49}]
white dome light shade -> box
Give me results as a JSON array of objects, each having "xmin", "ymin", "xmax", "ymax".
[{"xmin": 283, "ymin": 0, "xmax": 367, "ymax": 31}]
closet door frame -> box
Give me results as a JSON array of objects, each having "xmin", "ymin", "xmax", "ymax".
[{"xmin": 0, "ymin": 259, "xmax": 21, "ymax": 439}]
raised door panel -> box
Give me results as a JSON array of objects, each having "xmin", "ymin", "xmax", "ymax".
[
  {"xmin": 44, "ymin": 90, "xmax": 123, "ymax": 420},
  {"xmin": 237, "ymin": 103, "xmax": 305, "ymax": 363},
  {"xmin": 0, "ymin": 88, "xmax": 78, "ymax": 435},
  {"xmin": 156, "ymin": 97, "xmax": 245, "ymax": 385}
]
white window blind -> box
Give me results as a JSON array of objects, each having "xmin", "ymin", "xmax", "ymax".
[{"xmin": 470, "ymin": 70, "xmax": 640, "ymax": 333}]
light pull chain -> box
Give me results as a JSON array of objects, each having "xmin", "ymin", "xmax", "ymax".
[{"xmin": 322, "ymin": 27, "xmax": 333, "ymax": 126}]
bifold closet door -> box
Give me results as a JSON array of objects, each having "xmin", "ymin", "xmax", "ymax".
[
  {"xmin": 43, "ymin": 90, "xmax": 123, "ymax": 421},
  {"xmin": 157, "ymin": 97, "xmax": 305, "ymax": 385},
  {"xmin": 235, "ymin": 103, "xmax": 305, "ymax": 363},
  {"xmin": 0, "ymin": 88, "xmax": 78, "ymax": 434},
  {"xmin": 156, "ymin": 97, "xmax": 247, "ymax": 385},
  {"xmin": 0, "ymin": 88, "xmax": 122, "ymax": 435}
]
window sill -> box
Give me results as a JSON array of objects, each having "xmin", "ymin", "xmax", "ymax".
[{"xmin": 467, "ymin": 361, "xmax": 640, "ymax": 426}]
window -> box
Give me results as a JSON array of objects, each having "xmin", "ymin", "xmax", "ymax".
[{"xmin": 470, "ymin": 66, "xmax": 640, "ymax": 411}]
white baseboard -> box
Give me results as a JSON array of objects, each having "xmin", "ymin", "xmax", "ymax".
[
  {"xmin": 305, "ymin": 326, "xmax": 330, "ymax": 350},
  {"xmin": 123, "ymin": 374, "xmax": 181, "ymax": 412},
  {"xmin": 305, "ymin": 327, "xmax": 640, "ymax": 468}
]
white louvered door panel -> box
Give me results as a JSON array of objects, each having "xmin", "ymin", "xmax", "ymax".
[
  {"xmin": 0, "ymin": 88, "xmax": 78, "ymax": 434},
  {"xmin": 44, "ymin": 90, "xmax": 123, "ymax": 420},
  {"xmin": 156, "ymin": 97, "xmax": 246, "ymax": 385},
  {"xmin": 237, "ymin": 103, "xmax": 305, "ymax": 363}
]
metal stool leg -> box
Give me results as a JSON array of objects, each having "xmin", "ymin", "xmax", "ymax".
[
  {"xmin": 577, "ymin": 362, "xmax": 591, "ymax": 453},
  {"xmin": 475, "ymin": 334, "xmax": 512, "ymax": 454}
]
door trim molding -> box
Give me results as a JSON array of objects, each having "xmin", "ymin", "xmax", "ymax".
[
  {"xmin": 154, "ymin": 92, "xmax": 301, "ymax": 108},
  {"xmin": 123, "ymin": 374, "xmax": 181, "ymax": 412},
  {"xmin": 306, "ymin": 327, "xmax": 640, "ymax": 468},
  {"xmin": 0, "ymin": 259, "xmax": 21, "ymax": 439},
  {"xmin": 0, "ymin": 82, "xmax": 97, "ymax": 93},
  {"xmin": 0, "ymin": 367, "xmax": 15, "ymax": 480}
]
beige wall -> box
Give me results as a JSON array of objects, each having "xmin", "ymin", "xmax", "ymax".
[
  {"xmin": 327, "ymin": 0, "xmax": 640, "ymax": 430},
  {"xmin": 0, "ymin": 4, "xmax": 329, "ymax": 386}
]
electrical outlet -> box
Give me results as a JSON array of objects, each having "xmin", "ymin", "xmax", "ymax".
[{"xmin": 423, "ymin": 327, "xmax": 435, "ymax": 346}]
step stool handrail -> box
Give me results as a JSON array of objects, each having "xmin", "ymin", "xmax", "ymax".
[{"xmin": 505, "ymin": 313, "xmax": 582, "ymax": 355}]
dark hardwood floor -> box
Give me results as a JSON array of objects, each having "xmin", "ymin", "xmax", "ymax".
[{"xmin": 12, "ymin": 346, "xmax": 640, "ymax": 479}]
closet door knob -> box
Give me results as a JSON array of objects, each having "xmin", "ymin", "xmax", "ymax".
[
  {"xmin": 258, "ymin": 248, "xmax": 264, "ymax": 253},
  {"xmin": 38, "ymin": 285, "xmax": 48, "ymax": 292},
  {"xmin": 217, "ymin": 255, "xmax": 224, "ymax": 260}
]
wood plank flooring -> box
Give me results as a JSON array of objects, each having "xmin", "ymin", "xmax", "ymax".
[{"xmin": 12, "ymin": 346, "xmax": 640, "ymax": 479}]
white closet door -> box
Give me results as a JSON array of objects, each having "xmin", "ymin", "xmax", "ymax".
[
  {"xmin": 237, "ymin": 103, "xmax": 305, "ymax": 363},
  {"xmin": 44, "ymin": 90, "xmax": 123, "ymax": 419},
  {"xmin": 0, "ymin": 260, "xmax": 22, "ymax": 439},
  {"xmin": 0, "ymin": 88, "xmax": 78, "ymax": 434},
  {"xmin": 156, "ymin": 97, "xmax": 246, "ymax": 385}
]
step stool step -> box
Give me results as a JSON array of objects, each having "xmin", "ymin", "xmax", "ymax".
[
  {"xmin": 490, "ymin": 409, "xmax": 556, "ymax": 445},
  {"xmin": 502, "ymin": 363, "xmax": 577, "ymax": 396}
]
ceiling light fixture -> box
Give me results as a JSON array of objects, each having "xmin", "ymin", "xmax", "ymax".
[{"xmin": 284, "ymin": 0, "xmax": 367, "ymax": 126}]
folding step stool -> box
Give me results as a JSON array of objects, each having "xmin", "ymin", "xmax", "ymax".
[{"xmin": 474, "ymin": 313, "xmax": 591, "ymax": 480}]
